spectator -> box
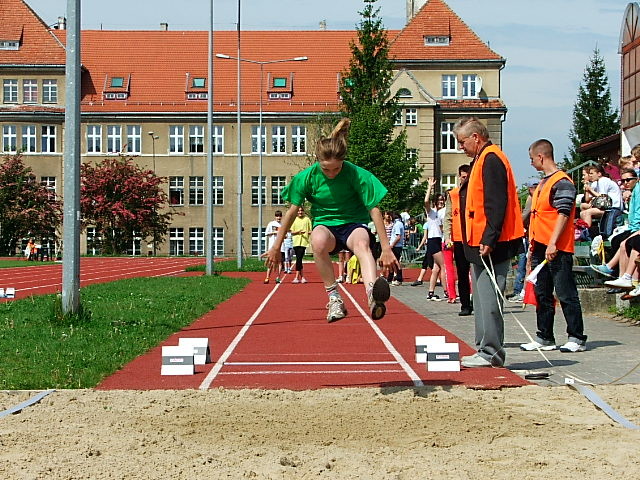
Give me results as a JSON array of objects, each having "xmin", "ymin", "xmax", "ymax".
[
  {"xmin": 387, "ymin": 212, "xmax": 405, "ymax": 286},
  {"xmin": 290, "ymin": 206, "xmax": 312, "ymax": 284},
  {"xmin": 579, "ymin": 164, "xmax": 622, "ymax": 227},
  {"xmin": 264, "ymin": 211, "xmax": 283, "ymax": 283}
]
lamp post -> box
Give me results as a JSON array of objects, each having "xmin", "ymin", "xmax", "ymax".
[
  {"xmin": 215, "ymin": 53, "xmax": 307, "ymax": 257},
  {"xmin": 147, "ymin": 131, "xmax": 158, "ymax": 171}
]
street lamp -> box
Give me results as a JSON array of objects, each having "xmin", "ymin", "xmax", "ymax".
[
  {"xmin": 147, "ymin": 131, "xmax": 158, "ymax": 171},
  {"xmin": 215, "ymin": 53, "xmax": 307, "ymax": 257}
]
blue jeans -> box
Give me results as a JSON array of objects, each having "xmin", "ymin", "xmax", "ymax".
[
  {"xmin": 531, "ymin": 244, "xmax": 587, "ymax": 344},
  {"xmin": 513, "ymin": 238, "xmax": 528, "ymax": 294}
]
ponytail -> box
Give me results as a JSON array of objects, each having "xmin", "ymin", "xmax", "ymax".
[{"xmin": 316, "ymin": 118, "xmax": 350, "ymax": 161}]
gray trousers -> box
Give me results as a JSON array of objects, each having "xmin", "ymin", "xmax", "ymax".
[{"xmin": 470, "ymin": 258, "xmax": 509, "ymax": 366}]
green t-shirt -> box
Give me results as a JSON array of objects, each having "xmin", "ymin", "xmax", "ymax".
[{"xmin": 281, "ymin": 161, "xmax": 388, "ymax": 227}]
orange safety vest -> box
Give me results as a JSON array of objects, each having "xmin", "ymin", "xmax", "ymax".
[
  {"xmin": 465, "ymin": 144, "xmax": 524, "ymax": 247},
  {"xmin": 449, "ymin": 187, "xmax": 463, "ymax": 242},
  {"xmin": 529, "ymin": 170, "xmax": 575, "ymax": 253}
]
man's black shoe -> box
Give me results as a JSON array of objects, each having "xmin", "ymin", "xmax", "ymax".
[
  {"xmin": 458, "ymin": 308, "xmax": 473, "ymax": 316},
  {"xmin": 607, "ymin": 288, "xmax": 625, "ymax": 294}
]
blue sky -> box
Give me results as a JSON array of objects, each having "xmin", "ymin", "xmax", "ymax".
[{"xmin": 24, "ymin": 0, "xmax": 627, "ymax": 184}]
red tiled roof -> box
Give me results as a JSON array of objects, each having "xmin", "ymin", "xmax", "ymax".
[
  {"xmin": 438, "ymin": 99, "xmax": 506, "ymax": 110},
  {"xmin": 0, "ymin": 0, "xmax": 66, "ymax": 66},
  {"xmin": 0, "ymin": 104, "xmax": 64, "ymax": 113},
  {"xmin": 389, "ymin": 0, "xmax": 502, "ymax": 61}
]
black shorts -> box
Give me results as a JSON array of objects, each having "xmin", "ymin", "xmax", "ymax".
[
  {"xmin": 426, "ymin": 237, "xmax": 442, "ymax": 255},
  {"xmin": 323, "ymin": 223, "xmax": 375, "ymax": 255}
]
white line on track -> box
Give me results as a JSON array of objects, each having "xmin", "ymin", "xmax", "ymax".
[
  {"xmin": 219, "ymin": 369, "xmax": 406, "ymax": 376},
  {"xmin": 198, "ymin": 281, "xmax": 283, "ymax": 390},
  {"xmin": 339, "ymin": 284, "xmax": 425, "ymax": 387},
  {"xmin": 224, "ymin": 361, "xmax": 398, "ymax": 366}
]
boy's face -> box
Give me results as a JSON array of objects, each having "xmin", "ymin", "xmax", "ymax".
[{"xmin": 275, "ymin": 215, "xmax": 282, "ymax": 222}]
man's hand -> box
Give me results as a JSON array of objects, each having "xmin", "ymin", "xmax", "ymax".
[
  {"xmin": 545, "ymin": 244, "xmax": 558, "ymax": 262},
  {"xmin": 478, "ymin": 243, "xmax": 493, "ymax": 256}
]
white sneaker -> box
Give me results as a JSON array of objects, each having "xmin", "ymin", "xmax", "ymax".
[
  {"xmin": 391, "ymin": 280, "xmax": 401, "ymax": 286},
  {"xmin": 292, "ymin": 278, "xmax": 300, "ymax": 284},
  {"xmin": 605, "ymin": 277, "xmax": 633, "ymax": 289},
  {"xmin": 326, "ymin": 296, "xmax": 347, "ymax": 322},
  {"xmin": 520, "ymin": 341, "xmax": 556, "ymax": 351},
  {"xmin": 629, "ymin": 285, "xmax": 640, "ymax": 297},
  {"xmin": 559, "ymin": 341, "xmax": 586, "ymax": 352},
  {"xmin": 508, "ymin": 292, "xmax": 525, "ymax": 303},
  {"xmin": 301, "ymin": 277, "xmax": 308, "ymax": 284}
]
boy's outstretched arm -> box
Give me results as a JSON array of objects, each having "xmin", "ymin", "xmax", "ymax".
[
  {"xmin": 370, "ymin": 206, "xmax": 399, "ymax": 276},
  {"xmin": 262, "ymin": 204, "xmax": 299, "ymax": 269}
]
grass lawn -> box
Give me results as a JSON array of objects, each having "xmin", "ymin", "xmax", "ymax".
[
  {"xmin": 0, "ymin": 274, "xmax": 250, "ymax": 389},
  {"xmin": 0, "ymin": 259, "xmax": 56, "ymax": 268}
]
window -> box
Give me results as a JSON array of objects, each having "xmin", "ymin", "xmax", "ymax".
[
  {"xmin": 189, "ymin": 176, "xmax": 204, "ymax": 205},
  {"xmin": 441, "ymin": 174, "xmax": 457, "ymax": 191},
  {"xmin": 43, "ymin": 80, "xmax": 57, "ymax": 103},
  {"xmin": 425, "ymin": 36, "xmax": 450, "ymax": 46},
  {"xmin": 406, "ymin": 148, "xmax": 418, "ymax": 163},
  {"xmin": 41, "ymin": 125, "xmax": 56, "ymax": 153},
  {"xmin": 169, "ymin": 228, "xmax": 184, "ymax": 256},
  {"xmin": 126, "ymin": 125, "xmax": 141, "ymax": 154},
  {"xmin": 110, "ymin": 77, "xmax": 124, "ymax": 88},
  {"xmin": 251, "ymin": 125, "xmax": 266, "ymax": 154},
  {"xmin": 23, "ymin": 79, "xmax": 38, "ymax": 103},
  {"xmin": 3, "ymin": 80, "xmax": 17, "ymax": 103},
  {"xmin": 189, "ymin": 227, "xmax": 204, "ymax": 255},
  {"xmin": 273, "ymin": 77, "xmax": 287, "ymax": 88},
  {"xmin": 86, "ymin": 227, "xmax": 103, "ymax": 256},
  {"xmin": 442, "ymin": 75, "xmax": 457, "ymax": 98},
  {"xmin": 405, "ymin": 108, "xmax": 418, "ymax": 126},
  {"xmin": 251, "ymin": 227, "xmax": 266, "ymax": 257},
  {"xmin": 251, "ymin": 176, "xmax": 266, "ymax": 205},
  {"xmin": 291, "ymin": 126, "xmax": 306, "ymax": 154},
  {"xmin": 169, "ymin": 126, "xmax": 184, "ymax": 153},
  {"xmin": 107, "ymin": 125, "xmax": 121, "ymax": 153},
  {"xmin": 272, "ymin": 125, "xmax": 286, "ymax": 153},
  {"xmin": 212, "ymin": 176, "xmax": 224, "ymax": 205},
  {"xmin": 394, "ymin": 110, "xmax": 403, "ymax": 126},
  {"xmin": 212, "ymin": 125, "xmax": 223, "ymax": 153},
  {"xmin": 126, "ymin": 232, "xmax": 141, "ymax": 256},
  {"xmin": 21, "ymin": 125, "xmax": 36, "ymax": 152},
  {"xmin": 0, "ymin": 40, "xmax": 19, "ymax": 50},
  {"xmin": 169, "ymin": 176, "xmax": 184, "ymax": 205},
  {"xmin": 2, "ymin": 125, "xmax": 16, "ymax": 152},
  {"xmin": 189, "ymin": 125, "xmax": 204, "ymax": 153},
  {"xmin": 397, "ymin": 88, "xmax": 412, "ymax": 97},
  {"xmin": 271, "ymin": 176, "xmax": 286, "ymax": 205},
  {"xmin": 212, "ymin": 227, "xmax": 224, "ymax": 256},
  {"xmin": 462, "ymin": 74, "xmax": 481, "ymax": 98},
  {"xmin": 192, "ymin": 77, "xmax": 205, "ymax": 88},
  {"xmin": 41, "ymin": 176, "xmax": 56, "ymax": 199},
  {"xmin": 87, "ymin": 125, "xmax": 102, "ymax": 153},
  {"xmin": 440, "ymin": 122, "xmax": 457, "ymax": 151}
]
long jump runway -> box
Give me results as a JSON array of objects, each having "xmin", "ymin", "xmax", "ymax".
[{"xmin": 97, "ymin": 265, "xmax": 528, "ymax": 390}]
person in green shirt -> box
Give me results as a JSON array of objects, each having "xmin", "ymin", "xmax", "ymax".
[{"xmin": 263, "ymin": 118, "xmax": 398, "ymax": 322}]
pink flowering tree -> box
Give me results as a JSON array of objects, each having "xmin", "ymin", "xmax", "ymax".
[
  {"xmin": 81, "ymin": 156, "xmax": 177, "ymax": 255},
  {"xmin": 0, "ymin": 154, "xmax": 62, "ymax": 255}
]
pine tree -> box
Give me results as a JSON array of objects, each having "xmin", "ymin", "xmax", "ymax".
[
  {"xmin": 339, "ymin": 0, "xmax": 421, "ymax": 212},
  {"xmin": 566, "ymin": 47, "xmax": 619, "ymax": 169}
]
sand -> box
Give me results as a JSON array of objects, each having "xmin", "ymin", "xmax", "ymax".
[{"xmin": 1, "ymin": 384, "xmax": 639, "ymax": 479}]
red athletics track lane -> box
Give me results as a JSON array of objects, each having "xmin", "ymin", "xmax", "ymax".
[
  {"xmin": 98, "ymin": 264, "xmax": 529, "ymax": 390},
  {"xmin": 0, "ymin": 257, "xmax": 204, "ymax": 301}
]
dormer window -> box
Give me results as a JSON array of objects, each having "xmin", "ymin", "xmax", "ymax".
[
  {"xmin": 103, "ymin": 74, "xmax": 130, "ymax": 100},
  {"xmin": 266, "ymin": 73, "xmax": 294, "ymax": 100},
  {"xmin": 397, "ymin": 88, "xmax": 412, "ymax": 98},
  {"xmin": 110, "ymin": 77, "xmax": 124, "ymax": 88},
  {"xmin": 273, "ymin": 77, "xmax": 287, "ymax": 88},
  {"xmin": 0, "ymin": 40, "xmax": 19, "ymax": 50},
  {"xmin": 425, "ymin": 36, "xmax": 450, "ymax": 46},
  {"xmin": 185, "ymin": 73, "xmax": 208, "ymax": 100},
  {"xmin": 192, "ymin": 77, "xmax": 205, "ymax": 88}
]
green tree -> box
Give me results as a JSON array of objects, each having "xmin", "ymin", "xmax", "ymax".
[
  {"xmin": 565, "ymin": 47, "xmax": 619, "ymax": 169},
  {"xmin": 0, "ymin": 153, "xmax": 62, "ymax": 255},
  {"xmin": 339, "ymin": 0, "xmax": 422, "ymax": 212},
  {"xmin": 80, "ymin": 156, "xmax": 178, "ymax": 255}
]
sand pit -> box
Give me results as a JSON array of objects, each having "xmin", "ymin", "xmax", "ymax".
[{"xmin": 1, "ymin": 385, "xmax": 639, "ymax": 479}]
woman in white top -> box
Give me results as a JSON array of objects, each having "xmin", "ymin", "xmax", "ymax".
[{"xmin": 580, "ymin": 164, "xmax": 623, "ymax": 227}]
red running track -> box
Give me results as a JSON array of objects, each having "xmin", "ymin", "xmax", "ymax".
[{"xmin": 97, "ymin": 265, "xmax": 529, "ymax": 390}]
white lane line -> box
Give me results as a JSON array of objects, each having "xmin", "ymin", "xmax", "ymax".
[
  {"xmin": 198, "ymin": 282, "xmax": 282, "ymax": 390},
  {"xmin": 224, "ymin": 361, "xmax": 398, "ymax": 366},
  {"xmin": 339, "ymin": 285, "xmax": 424, "ymax": 387},
  {"xmin": 218, "ymin": 369, "xmax": 406, "ymax": 376}
]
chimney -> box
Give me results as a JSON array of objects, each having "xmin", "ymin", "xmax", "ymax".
[
  {"xmin": 56, "ymin": 16, "xmax": 66, "ymax": 30},
  {"xmin": 406, "ymin": 0, "xmax": 427, "ymax": 24},
  {"xmin": 160, "ymin": 22, "xmax": 169, "ymax": 31},
  {"xmin": 319, "ymin": 20, "xmax": 327, "ymax": 30}
]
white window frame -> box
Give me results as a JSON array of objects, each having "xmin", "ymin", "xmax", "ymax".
[
  {"xmin": 440, "ymin": 122, "xmax": 458, "ymax": 152},
  {"xmin": 126, "ymin": 125, "xmax": 141, "ymax": 154},
  {"xmin": 291, "ymin": 125, "xmax": 306, "ymax": 154},
  {"xmin": 41, "ymin": 125, "xmax": 56, "ymax": 153},
  {"xmin": 2, "ymin": 125, "xmax": 17, "ymax": 152},
  {"xmin": 462, "ymin": 74, "xmax": 481, "ymax": 99},
  {"xmin": 107, "ymin": 125, "xmax": 122, "ymax": 153},
  {"xmin": 23, "ymin": 79, "xmax": 38, "ymax": 104},
  {"xmin": 212, "ymin": 125, "xmax": 224, "ymax": 153},
  {"xmin": 271, "ymin": 176, "xmax": 286, "ymax": 205},
  {"xmin": 169, "ymin": 176, "xmax": 184, "ymax": 206},
  {"xmin": 212, "ymin": 227, "xmax": 224, "ymax": 256},
  {"xmin": 441, "ymin": 174, "xmax": 457, "ymax": 191},
  {"xmin": 169, "ymin": 125, "xmax": 184, "ymax": 154},
  {"xmin": 394, "ymin": 110, "xmax": 403, "ymax": 126},
  {"xmin": 271, "ymin": 125, "xmax": 286, "ymax": 153},
  {"xmin": 189, "ymin": 176, "xmax": 204, "ymax": 205},
  {"xmin": 87, "ymin": 125, "xmax": 102, "ymax": 153},
  {"xmin": 251, "ymin": 125, "xmax": 266, "ymax": 154},
  {"xmin": 3, "ymin": 79, "xmax": 17, "ymax": 103},
  {"xmin": 189, "ymin": 125, "xmax": 204, "ymax": 153},
  {"xmin": 86, "ymin": 227, "xmax": 102, "ymax": 256},
  {"xmin": 43, "ymin": 79, "xmax": 57, "ymax": 103},
  {"xmin": 251, "ymin": 176, "xmax": 267, "ymax": 206},
  {"xmin": 169, "ymin": 227, "xmax": 184, "ymax": 256},
  {"xmin": 442, "ymin": 74, "xmax": 457, "ymax": 99},
  {"xmin": 41, "ymin": 176, "xmax": 56, "ymax": 199},
  {"xmin": 405, "ymin": 108, "xmax": 418, "ymax": 126},
  {"xmin": 21, "ymin": 125, "xmax": 36, "ymax": 152},
  {"xmin": 189, "ymin": 227, "xmax": 204, "ymax": 256},
  {"xmin": 251, "ymin": 227, "xmax": 266, "ymax": 257},
  {"xmin": 212, "ymin": 176, "xmax": 224, "ymax": 205}
]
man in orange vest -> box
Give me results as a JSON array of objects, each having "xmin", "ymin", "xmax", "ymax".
[
  {"xmin": 453, "ymin": 117, "xmax": 525, "ymax": 368},
  {"xmin": 443, "ymin": 164, "xmax": 472, "ymax": 316},
  {"xmin": 520, "ymin": 139, "xmax": 587, "ymax": 353}
]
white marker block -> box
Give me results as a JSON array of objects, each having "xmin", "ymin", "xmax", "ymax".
[
  {"xmin": 178, "ymin": 337, "xmax": 211, "ymax": 365},
  {"xmin": 0, "ymin": 288, "xmax": 5, "ymax": 298},
  {"xmin": 5, "ymin": 288, "xmax": 15, "ymax": 299},
  {"xmin": 426, "ymin": 342, "xmax": 460, "ymax": 372},
  {"xmin": 415, "ymin": 335, "xmax": 446, "ymax": 363},
  {"xmin": 161, "ymin": 345, "xmax": 195, "ymax": 375}
]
